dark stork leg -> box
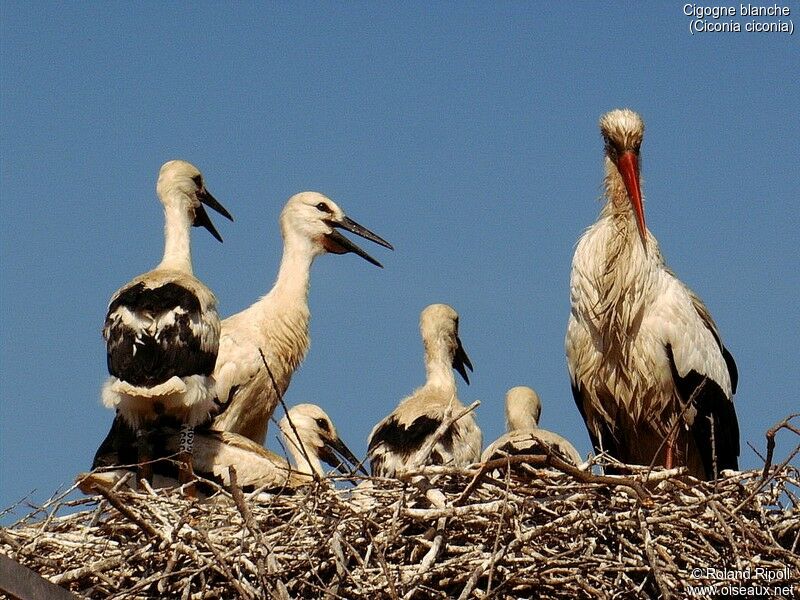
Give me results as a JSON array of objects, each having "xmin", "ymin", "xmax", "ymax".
[
  {"xmin": 136, "ymin": 428, "xmax": 153, "ymax": 487},
  {"xmin": 178, "ymin": 423, "xmax": 196, "ymax": 497}
]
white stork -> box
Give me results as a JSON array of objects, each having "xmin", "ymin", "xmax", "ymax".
[
  {"xmin": 565, "ymin": 109, "xmax": 739, "ymax": 480},
  {"xmin": 278, "ymin": 403, "xmax": 368, "ymax": 477},
  {"xmin": 85, "ymin": 404, "xmax": 363, "ymax": 493},
  {"xmin": 368, "ymin": 303, "xmax": 482, "ymax": 477},
  {"xmin": 481, "ymin": 386, "xmax": 582, "ymax": 466},
  {"xmin": 211, "ymin": 192, "xmax": 393, "ymax": 444},
  {"xmin": 101, "ymin": 160, "xmax": 233, "ymax": 484}
]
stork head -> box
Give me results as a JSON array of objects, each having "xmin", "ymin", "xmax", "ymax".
[
  {"xmin": 278, "ymin": 403, "xmax": 367, "ymax": 476},
  {"xmin": 504, "ymin": 386, "xmax": 542, "ymax": 432},
  {"xmin": 156, "ymin": 160, "xmax": 233, "ymax": 242},
  {"xmin": 280, "ymin": 192, "xmax": 393, "ymax": 267},
  {"xmin": 599, "ymin": 109, "xmax": 646, "ymax": 242},
  {"xmin": 420, "ymin": 303, "xmax": 473, "ymax": 384}
]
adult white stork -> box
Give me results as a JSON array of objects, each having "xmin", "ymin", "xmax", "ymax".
[
  {"xmin": 101, "ymin": 160, "xmax": 233, "ymax": 485},
  {"xmin": 85, "ymin": 404, "xmax": 364, "ymax": 493},
  {"xmin": 211, "ymin": 192, "xmax": 393, "ymax": 444},
  {"xmin": 565, "ymin": 109, "xmax": 739, "ymax": 480},
  {"xmin": 368, "ymin": 304, "xmax": 482, "ymax": 477},
  {"xmin": 481, "ymin": 386, "xmax": 582, "ymax": 466}
]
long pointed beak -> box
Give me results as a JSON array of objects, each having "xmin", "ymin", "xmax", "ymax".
[
  {"xmin": 453, "ymin": 336, "xmax": 473, "ymax": 385},
  {"xmin": 319, "ymin": 436, "xmax": 369, "ymax": 476},
  {"xmin": 193, "ymin": 189, "xmax": 234, "ymax": 243},
  {"xmin": 616, "ymin": 152, "xmax": 646, "ymax": 245},
  {"xmin": 323, "ymin": 216, "xmax": 393, "ymax": 268}
]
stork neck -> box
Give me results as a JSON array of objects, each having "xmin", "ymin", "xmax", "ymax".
[
  {"xmin": 157, "ymin": 201, "xmax": 194, "ymax": 273},
  {"xmin": 424, "ymin": 345, "xmax": 458, "ymax": 393},
  {"xmin": 269, "ymin": 236, "xmax": 315, "ymax": 304},
  {"xmin": 507, "ymin": 411, "xmax": 539, "ymax": 432},
  {"xmin": 286, "ymin": 436, "xmax": 323, "ymax": 476}
]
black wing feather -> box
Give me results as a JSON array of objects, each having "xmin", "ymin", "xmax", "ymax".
[
  {"xmin": 368, "ymin": 414, "xmax": 456, "ymax": 474},
  {"xmin": 105, "ymin": 282, "xmax": 216, "ymax": 386},
  {"xmin": 92, "ymin": 414, "xmax": 138, "ymax": 469},
  {"xmin": 665, "ymin": 344, "xmax": 740, "ymax": 478}
]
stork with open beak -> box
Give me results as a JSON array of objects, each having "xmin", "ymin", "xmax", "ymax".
[
  {"xmin": 101, "ymin": 160, "xmax": 233, "ymax": 487},
  {"xmin": 565, "ymin": 109, "xmax": 739, "ymax": 480},
  {"xmin": 368, "ymin": 304, "xmax": 482, "ymax": 477},
  {"xmin": 92, "ymin": 191, "xmax": 390, "ymax": 470},
  {"xmin": 211, "ymin": 192, "xmax": 393, "ymax": 444}
]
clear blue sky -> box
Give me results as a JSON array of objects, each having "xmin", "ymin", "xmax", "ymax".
[{"xmin": 2, "ymin": 3, "xmax": 798, "ymax": 516}]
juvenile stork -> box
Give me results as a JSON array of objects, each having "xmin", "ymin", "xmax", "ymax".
[
  {"xmin": 278, "ymin": 403, "xmax": 368, "ymax": 477},
  {"xmin": 101, "ymin": 160, "xmax": 233, "ymax": 485},
  {"xmin": 85, "ymin": 404, "xmax": 363, "ymax": 493},
  {"xmin": 481, "ymin": 386, "xmax": 582, "ymax": 466},
  {"xmin": 566, "ymin": 109, "xmax": 739, "ymax": 480},
  {"xmin": 211, "ymin": 192, "xmax": 392, "ymax": 444},
  {"xmin": 368, "ymin": 304, "xmax": 482, "ymax": 477}
]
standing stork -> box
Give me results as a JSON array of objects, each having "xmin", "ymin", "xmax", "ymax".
[
  {"xmin": 481, "ymin": 386, "xmax": 582, "ymax": 466},
  {"xmin": 565, "ymin": 109, "xmax": 739, "ymax": 480},
  {"xmin": 101, "ymin": 160, "xmax": 233, "ymax": 485},
  {"xmin": 211, "ymin": 192, "xmax": 393, "ymax": 444},
  {"xmin": 368, "ymin": 304, "xmax": 482, "ymax": 477}
]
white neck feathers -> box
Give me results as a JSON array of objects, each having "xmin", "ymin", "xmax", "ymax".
[
  {"xmin": 157, "ymin": 196, "xmax": 194, "ymax": 273},
  {"xmin": 284, "ymin": 433, "xmax": 322, "ymax": 476},
  {"xmin": 424, "ymin": 341, "xmax": 458, "ymax": 394}
]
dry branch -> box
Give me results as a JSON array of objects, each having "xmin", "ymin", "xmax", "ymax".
[{"xmin": 2, "ymin": 431, "xmax": 799, "ymax": 599}]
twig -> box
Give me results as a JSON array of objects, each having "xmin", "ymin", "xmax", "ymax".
[
  {"xmin": 760, "ymin": 413, "xmax": 800, "ymax": 480},
  {"xmin": 258, "ymin": 348, "xmax": 318, "ymax": 479},
  {"xmin": 404, "ymin": 400, "xmax": 481, "ymax": 472},
  {"xmin": 92, "ymin": 485, "xmax": 161, "ymax": 540},
  {"xmin": 637, "ymin": 508, "xmax": 673, "ymax": 600}
]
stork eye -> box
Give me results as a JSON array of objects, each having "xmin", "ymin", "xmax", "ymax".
[
  {"xmin": 315, "ymin": 202, "xmax": 331, "ymax": 213},
  {"xmin": 315, "ymin": 417, "xmax": 330, "ymax": 431},
  {"xmin": 604, "ymin": 139, "xmax": 619, "ymax": 159},
  {"xmin": 192, "ymin": 175, "xmax": 203, "ymax": 187}
]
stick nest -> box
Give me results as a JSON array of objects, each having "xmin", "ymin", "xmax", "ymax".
[{"xmin": 2, "ymin": 423, "xmax": 799, "ymax": 599}]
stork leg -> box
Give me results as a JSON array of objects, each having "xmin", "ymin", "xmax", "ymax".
[
  {"xmin": 178, "ymin": 423, "xmax": 196, "ymax": 497},
  {"xmin": 664, "ymin": 428, "xmax": 677, "ymax": 470},
  {"xmin": 135, "ymin": 428, "xmax": 153, "ymax": 487},
  {"xmin": 664, "ymin": 440, "xmax": 674, "ymax": 470}
]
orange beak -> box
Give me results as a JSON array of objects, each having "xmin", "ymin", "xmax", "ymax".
[{"xmin": 617, "ymin": 151, "xmax": 646, "ymax": 244}]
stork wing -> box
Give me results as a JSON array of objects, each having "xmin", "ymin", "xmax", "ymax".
[
  {"xmin": 566, "ymin": 316, "xmax": 620, "ymax": 462},
  {"xmin": 92, "ymin": 414, "xmax": 138, "ymax": 470},
  {"xmin": 687, "ymin": 288, "xmax": 738, "ymax": 394},
  {"xmin": 169, "ymin": 429, "xmax": 309, "ymax": 490},
  {"xmin": 482, "ymin": 429, "xmax": 581, "ymax": 466},
  {"xmin": 367, "ymin": 413, "xmax": 443, "ymax": 477},
  {"xmin": 662, "ymin": 282, "xmax": 740, "ymax": 478},
  {"xmin": 212, "ymin": 333, "xmax": 263, "ymax": 407},
  {"xmin": 104, "ymin": 280, "xmax": 219, "ymax": 386}
]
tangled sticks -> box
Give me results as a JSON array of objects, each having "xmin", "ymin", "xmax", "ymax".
[{"xmin": 1, "ymin": 417, "xmax": 798, "ymax": 599}]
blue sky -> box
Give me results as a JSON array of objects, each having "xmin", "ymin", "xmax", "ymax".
[{"xmin": 1, "ymin": 3, "xmax": 798, "ymax": 515}]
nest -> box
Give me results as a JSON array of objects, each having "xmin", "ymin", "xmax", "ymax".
[{"xmin": 2, "ymin": 418, "xmax": 799, "ymax": 600}]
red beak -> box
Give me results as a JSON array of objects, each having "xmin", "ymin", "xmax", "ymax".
[{"xmin": 617, "ymin": 151, "xmax": 646, "ymax": 244}]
